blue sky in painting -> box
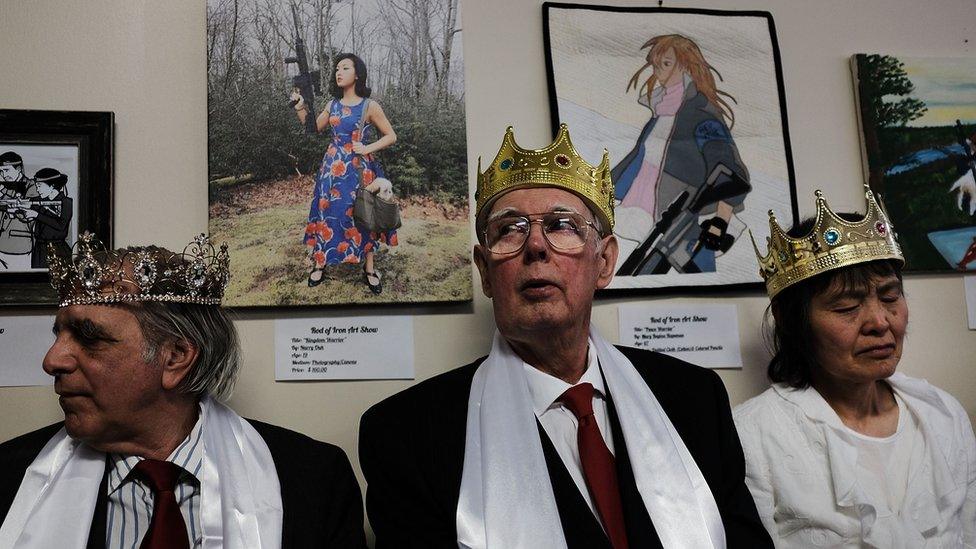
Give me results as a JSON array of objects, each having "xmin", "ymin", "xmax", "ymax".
[{"xmin": 893, "ymin": 57, "xmax": 976, "ymax": 127}]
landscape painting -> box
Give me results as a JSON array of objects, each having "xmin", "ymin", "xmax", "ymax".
[{"xmin": 853, "ymin": 54, "xmax": 976, "ymax": 272}]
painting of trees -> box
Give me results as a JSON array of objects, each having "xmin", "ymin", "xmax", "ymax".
[
  {"xmin": 852, "ymin": 54, "xmax": 976, "ymax": 273},
  {"xmin": 853, "ymin": 54, "xmax": 927, "ymax": 190},
  {"xmin": 207, "ymin": 0, "xmax": 466, "ymax": 200}
]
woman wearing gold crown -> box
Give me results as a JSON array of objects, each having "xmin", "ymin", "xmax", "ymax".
[
  {"xmin": 291, "ymin": 53, "xmax": 398, "ymax": 293},
  {"xmin": 733, "ymin": 186, "xmax": 976, "ymax": 547}
]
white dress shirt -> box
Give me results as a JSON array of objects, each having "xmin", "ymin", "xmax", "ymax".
[
  {"xmin": 842, "ymin": 391, "xmax": 917, "ymax": 517},
  {"xmin": 106, "ymin": 408, "xmax": 205, "ymax": 549},
  {"xmin": 522, "ymin": 342, "xmax": 615, "ymax": 520},
  {"xmin": 734, "ymin": 373, "xmax": 976, "ymax": 548}
]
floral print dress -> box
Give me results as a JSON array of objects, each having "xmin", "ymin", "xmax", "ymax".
[{"xmin": 304, "ymin": 99, "xmax": 398, "ymax": 267}]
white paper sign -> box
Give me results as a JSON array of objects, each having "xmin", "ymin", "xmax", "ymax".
[
  {"xmin": 618, "ymin": 304, "xmax": 742, "ymax": 369},
  {"xmin": 275, "ymin": 315, "xmax": 414, "ymax": 380},
  {"xmin": 0, "ymin": 315, "xmax": 55, "ymax": 386},
  {"xmin": 966, "ymin": 276, "xmax": 976, "ymax": 330}
]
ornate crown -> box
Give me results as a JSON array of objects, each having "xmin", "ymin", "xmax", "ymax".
[
  {"xmin": 476, "ymin": 124, "xmax": 614, "ymax": 232},
  {"xmin": 751, "ymin": 184, "xmax": 904, "ymax": 299},
  {"xmin": 48, "ymin": 232, "xmax": 230, "ymax": 307}
]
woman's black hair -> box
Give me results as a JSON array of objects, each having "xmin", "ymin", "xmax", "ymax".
[
  {"xmin": 329, "ymin": 53, "xmax": 371, "ymax": 99},
  {"xmin": 764, "ymin": 214, "xmax": 904, "ymax": 388}
]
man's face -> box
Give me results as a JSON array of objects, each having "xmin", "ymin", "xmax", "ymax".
[
  {"xmin": 473, "ymin": 188, "xmax": 618, "ymax": 339},
  {"xmin": 43, "ymin": 305, "xmax": 166, "ymax": 450},
  {"xmin": 0, "ymin": 164, "xmax": 22, "ymax": 182}
]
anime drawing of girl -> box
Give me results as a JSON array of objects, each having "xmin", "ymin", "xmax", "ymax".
[{"xmin": 612, "ymin": 34, "xmax": 751, "ymax": 275}]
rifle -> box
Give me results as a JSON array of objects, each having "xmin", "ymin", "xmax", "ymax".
[
  {"xmin": 616, "ymin": 191, "xmax": 688, "ymax": 276},
  {"xmin": 0, "ymin": 198, "xmax": 62, "ymax": 216},
  {"xmin": 617, "ymin": 164, "xmax": 751, "ymax": 276},
  {"xmin": 284, "ymin": 3, "xmax": 320, "ymax": 135}
]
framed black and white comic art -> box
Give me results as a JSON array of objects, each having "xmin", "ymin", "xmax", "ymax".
[
  {"xmin": 0, "ymin": 109, "xmax": 113, "ymax": 306},
  {"xmin": 543, "ymin": 4, "xmax": 799, "ymax": 295}
]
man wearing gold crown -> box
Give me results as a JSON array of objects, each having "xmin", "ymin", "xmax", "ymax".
[
  {"xmin": 0, "ymin": 234, "xmax": 367, "ymax": 548},
  {"xmin": 359, "ymin": 125, "xmax": 771, "ymax": 548}
]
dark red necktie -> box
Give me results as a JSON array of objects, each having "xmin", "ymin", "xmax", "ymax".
[
  {"xmin": 560, "ymin": 383, "xmax": 629, "ymax": 549},
  {"xmin": 132, "ymin": 459, "xmax": 190, "ymax": 549}
]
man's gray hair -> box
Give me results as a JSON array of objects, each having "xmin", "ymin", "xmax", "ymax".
[{"xmin": 129, "ymin": 301, "xmax": 241, "ymax": 400}]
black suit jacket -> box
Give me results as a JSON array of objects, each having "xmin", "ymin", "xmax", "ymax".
[
  {"xmin": 359, "ymin": 346, "xmax": 772, "ymax": 548},
  {"xmin": 0, "ymin": 419, "xmax": 366, "ymax": 548}
]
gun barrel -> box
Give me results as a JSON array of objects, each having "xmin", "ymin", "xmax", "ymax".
[{"xmin": 616, "ymin": 191, "xmax": 689, "ymax": 276}]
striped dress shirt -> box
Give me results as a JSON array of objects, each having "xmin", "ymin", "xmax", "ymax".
[{"xmin": 105, "ymin": 412, "xmax": 205, "ymax": 549}]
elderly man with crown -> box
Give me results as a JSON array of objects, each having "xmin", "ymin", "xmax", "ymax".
[
  {"xmin": 0, "ymin": 234, "xmax": 367, "ymax": 548},
  {"xmin": 359, "ymin": 125, "xmax": 772, "ymax": 548},
  {"xmin": 734, "ymin": 188, "xmax": 976, "ymax": 547}
]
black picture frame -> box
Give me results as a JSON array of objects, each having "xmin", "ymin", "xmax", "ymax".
[
  {"xmin": 542, "ymin": 3, "xmax": 799, "ymax": 297},
  {"xmin": 0, "ymin": 109, "xmax": 113, "ymax": 307}
]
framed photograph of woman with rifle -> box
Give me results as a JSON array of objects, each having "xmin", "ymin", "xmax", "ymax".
[
  {"xmin": 543, "ymin": 4, "xmax": 799, "ymax": 294},
  {"xmin": 207, "ymin": 0, "xmax": 471, "ymax": 308},
  {"xmin": 0, "ymin": 109, "xmax": 113, "ymax": 307}
]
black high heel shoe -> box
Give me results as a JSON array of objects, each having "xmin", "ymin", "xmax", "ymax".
[
  {"xmin": 363, "ymin": 265, "xmax": 382, "ymax": 294},
  {"xmin": 308, "ymin": 267, "xmax": 325, "ymax": 287}
]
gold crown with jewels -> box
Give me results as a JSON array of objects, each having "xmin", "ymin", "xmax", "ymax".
[
  {"xmin": 751, "ymin": 184, "xmax": 904, "ymax": 299},
  {"xmin": 47, "ymin": 232, "xmax": 230, "ymax": 307},
  {"xmin": 476, "ymin": 124, "xmax": 614, "ymax": 232}
]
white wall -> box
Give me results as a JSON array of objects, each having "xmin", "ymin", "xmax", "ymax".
[{"xmin": 1, "ymin": 0, "xmax": 974, "ymax": 530}]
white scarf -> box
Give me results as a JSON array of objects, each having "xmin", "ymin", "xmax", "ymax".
[
  {"xmin": 456, "ymin": 329, "xmax": 725, "ymax": 549},
  {"xmin": 0, "ymin": 396, "xmax": 283, "ymax": 549}
]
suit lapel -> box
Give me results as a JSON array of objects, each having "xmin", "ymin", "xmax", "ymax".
[
  {"xmin": 86, "ymin": 456, "xmax": 110, "ymax": 549},
  {"xmin": 536, "ymin": 421, "xmax": 612, "ymax": 549}
]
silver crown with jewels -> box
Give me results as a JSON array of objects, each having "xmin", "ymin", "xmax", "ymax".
[{"xmin": 47, "ymin": 232, "xmax": 230, "ymax": 307}]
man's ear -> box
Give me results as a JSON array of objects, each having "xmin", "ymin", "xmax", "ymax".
[
  {"xmin": 473, "ymin": 244, "xmax": 493, "ymax": 298},
  {"xmin": 158, "ymin": 338, "xmax": 199, "ymax": 391},
  {"xmin": 595, "ymin": 234, "xmax": 618, "ymax": 290}
]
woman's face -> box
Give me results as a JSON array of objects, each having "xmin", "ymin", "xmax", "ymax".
[
  {"xmin": 335, "ymin": 58, "xmax": 357, "ymax": 89},
  {"xmin": 653, "ymin": 47, "xmax": 682, "ymax": 87},
  {"xmin": 808, "ymin": 272, "xmax": 908, "ymax": 388}
]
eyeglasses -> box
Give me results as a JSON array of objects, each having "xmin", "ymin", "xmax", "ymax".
[{"xmin": 483, "ymin": 211, "xmax": 596, "ymax": 255}]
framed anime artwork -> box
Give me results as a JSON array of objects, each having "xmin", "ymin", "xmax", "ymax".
[
  {"xmin": 207, "ymin": 0, "xmax": 471, "ymax": 307},
  {"xmin": 543, "ymin": 4, "xmax": 798, "ymax": 295},
  {"xmin": 0, "ymin": 109, "xmax": 113, "ymax": 307}
]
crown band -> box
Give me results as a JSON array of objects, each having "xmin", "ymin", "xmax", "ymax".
[
  {"xmin": 752, "ymin": 184, "xmax": 904, "ymax": 299},
  {"xmin": 48, "ymin": 232, "xmax": 230, "ymax": 307},
  {"xmin": 476, "ymin": 124, "xmax": 615, "ymax": 233}
]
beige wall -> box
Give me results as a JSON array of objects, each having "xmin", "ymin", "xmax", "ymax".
[{"xmin": 1, "ymin": 0, "xmax": 974, "ymax": 526}]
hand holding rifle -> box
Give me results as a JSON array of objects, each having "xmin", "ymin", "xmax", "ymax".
[{"xmin": 285, "ymin": 3, "xmax": 320, "ymax": 135}]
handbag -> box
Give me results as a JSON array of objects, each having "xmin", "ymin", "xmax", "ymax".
[
  {"xmin": 354, "ymin": 183, "xmax": 402, "ymax": 232},
  {"xmin": 351, "ymin": 97, "xmax": 402, "ymax": 232}
]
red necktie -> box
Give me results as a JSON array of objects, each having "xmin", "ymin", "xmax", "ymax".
[
  {"xmin": 560, "ymin": 383, "xmax": 629, "ymax": 549},
  {"xmin": 132, "ymin": 459, "xmax": 190, "ymax": 549}
]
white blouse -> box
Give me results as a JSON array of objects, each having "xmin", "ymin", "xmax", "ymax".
[{"xmin": 733, "ymin": 372, "xmax": 976, "ymax": 548}]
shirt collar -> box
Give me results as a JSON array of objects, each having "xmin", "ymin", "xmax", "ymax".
[
  {"xmin": 107, "ymin": 403, "xmax": 206, "ymax": 495},
  {"xmin": 522, "ymin": 341, "xmax": 606, "ymax": 417}
]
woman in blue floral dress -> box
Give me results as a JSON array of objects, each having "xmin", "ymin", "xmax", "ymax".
[{"xmin": 292, "ymin": 53, "xmax": 397, "ymax": 293}]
